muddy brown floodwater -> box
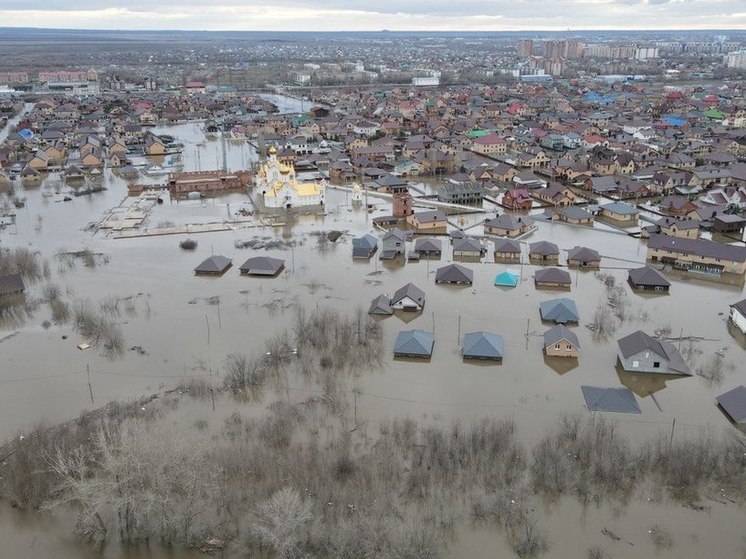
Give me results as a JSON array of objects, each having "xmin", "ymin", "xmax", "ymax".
[{"xmin": 1, "ymin": 118, "xmax": 745, "ymax": 558}]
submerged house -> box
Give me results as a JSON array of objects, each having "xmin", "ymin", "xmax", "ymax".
[
  {"xmin": 368, "ymin": 294, "xmax": 393, "ymax": 316},
  {"xmin": 381, "ymin": 228, "xmax": 407, "ymax": 259},
  {"xmin": 716, "ymin": 385, "xmax": 746, "ymax": 425},
  {"xmin": 414, "ymin": 237, "xmax": 442, "ymax": 258},
  {"xmin": 462, "ymin": 331, "xmax": 504, "ymax": 361},
  {"xmin": 435, "ymin": 263, "xmax": 474, "ymax": 285},
  {"xmin": 628, "ymin": 266, "xmax": 670, "ymax": 292},
  {"xmin": 239, "ymin": 256, "xmax": 285, "ymax": 277},
  {"xmin": 534, "ymin": 267, "xmax": 571, "ymax": 289},
  {"xmin": 0, "ymin": 273, "xmax": 25, "ymax": 296},
  {"xmin": 566, "ymin": 246, "xmax": 601, "ymax": 268},
  {"xmin": 390, "ymin": 283, "xmax": 426, "ymax": 311},
  {"xmin": 616, "ymin": 330, "xmax": 691, "ymax": 376},
  {"xmin": 543, "ymin": 324, "xmax": 580, "ymax": 358},
  {"xmin": 394, "ymin": 329, "xmax": 435, "ymax": 358},
  {"xmin": 729, "ymin": 299, "xmax": 746, "ymax": 334},
  {"xmin": 453, "ymin": 237, "xmax": 487, "ymax": 259},
  {"xmin": 494, "ymin": 269, "xmax": 519, "ymax": 287},
  {"xmin": 484, "ymin": 214, "xmax": 535, "ymax": 238},
  {"xmin": 352, "ymin": 234, "xmax": 378, "ymax": 259},
  {"xmin": 529, "ymin": 241, "xmax": 560, "ymax": 264},
  {"xmin": 494, "ymin": 238, "xmax": 522, "ymax": 262},
  {"xmin": 539, "ymin": 298, "xmax": 579, "ymax": 324},
  {"xmin": 194, "ymin": 255, "xmax": 232, "ymax": 276},
  {"xmin": 647, "ymin": 234, "xmax": 746, "ymax": 275}
]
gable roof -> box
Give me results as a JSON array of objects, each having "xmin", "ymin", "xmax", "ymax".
[
  {"xmin": 369, "ymin": 294, "xmax": 393, "ymax": 315},
  {"xmin": 581, "ymin": 386, "xmax": 641, "ymax": 414},
  {"xmin": 544, "ymin": 324, "xmax": 580, "ymax": 349},
  {"xmin": 392, "ymin": 282, "xmax": 426, "ymax": 305},
  {"xmin": 462, "ymin": 331, "xmax": 504, "ymax": 359},
  {"xmin": 617, "ymin": 330, "xmax": 691, "ymax": 375},
  {"xmin": 648, "ymin": 234, "xmax": 746, "ymax": 263}
]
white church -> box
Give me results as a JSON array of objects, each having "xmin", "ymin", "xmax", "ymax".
[{"xmin": 257, "ymin": 146, "xmax": 326, "ymax": 209}]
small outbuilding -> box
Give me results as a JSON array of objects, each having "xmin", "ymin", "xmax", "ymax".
[
  {"xmin": 239, "ymin": 256, "xmax": 285, "ymax": 277},
  {"xmin": 534, "ymin": 267, "xmax": 571, "ymax": 289},
  {"xmin": 581, "ymin": 386, "xmax": 641, "ymax": 414},
  {"xmin": 194, "ymin": 255, "xmax": 232, "ymax": 276},
  {"xmin": 435, "ymin": 263, "xmax": 474, "ymax": 285},
  {"xmin": 628, "ymin": 266, "xmax": 670, "ymax": 292},
  {"xmin": 539, "ymin": 298, "xmax": 579, "ymax": 324},
  {"xmin": 716, "ymin": 385, "xmax": 746, "ymax": 425},
  {"xmin": 368, "ymin": 294, "xmax": 393, "ymax": 316},
  {"xmin": 394, "ymin": 329, "xmax": 435, "ymax": 358},
  {"xmin": 543, "ymin": 324, "xmax": 580, "ymax": 357},
  {"xmin": 462, "ymin": 331, "xmax": 504, "ymax": 361}
]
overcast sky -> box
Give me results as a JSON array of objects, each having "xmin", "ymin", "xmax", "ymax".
[{"xmin": 1, "ymin": 1, "xmax": 744, "ymax": 31}]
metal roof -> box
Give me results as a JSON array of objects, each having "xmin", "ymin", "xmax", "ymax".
[
  {"xmin": 462, "ymin": 331, "xmax": 504, "ymax": 360},
  {"xmin": 535, "ymin": 267, "xmax": 571, "ymax": 284},
  {"xmin": 716, "ymin": 385, "xmax": 746, "ymax": 424},
  {"xmin": 394, "ymin": 329, "xmax": 435, "ymax": 357},
  {"xmin": 581, "ymin": 386, "xmax": 641, "ymax": 414},
  {"xmin": 539, "ymin": 298, "xmax": 579, "ymax": 324},
  {"xmin": 617, "ymin": 330, "xmax": 691, "ymax": 375},
  {"xmin": 239, "ymin": 256, "xmax": 285, "ymax": 276},
  {"xmin": 392, "ymin": 282, "xmax": 426, "ymax": 305},
  {"xmin": 0, "ymin": 273, "xmax": 25, "ymax": 296},
  {"xmin": 648, "ymin": 234, "xmax": 746, "ymax": 263},
  {"xmin": 368, "ymin": 294, "xmax": 393, "ymax": 315},
  {"xmin": 628, "ymin": 266, "xmax": 670, "ymax": 287},
  {"xmin": 435, "ymin": 264, "xmax": 474, "ymax": 285},
  {"xmin": 194, "ymin": 255, "xmax": 232, "ymax": 274},
  {"xmin": 544, "ymin": 324, "xmax": 580, "ymax": 349},
  {"xmin": 529, "ymin": 240, "xmax": 559, "ymax": 256}
]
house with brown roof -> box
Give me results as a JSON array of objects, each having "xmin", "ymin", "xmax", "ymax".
[
  {"xmin": 502, "ymin": 188, "xmax": 533, "ymax": 210},
  {"xmin": 535, "ymin": 183, "xmax": 577, "ymax": 207}
]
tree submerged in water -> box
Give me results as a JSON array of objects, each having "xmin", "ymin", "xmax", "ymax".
[{"xmin": 180, "ymin": 239, "xmax": 198, "ymax": 250}]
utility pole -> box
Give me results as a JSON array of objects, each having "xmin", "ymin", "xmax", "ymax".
[
  {"xmin": 457, "ymin": 313, "xmax": 461, "ymax": 344},
  {"xmin": 87, "ymin": 364, "xmax": 94, "ymax": 404}
]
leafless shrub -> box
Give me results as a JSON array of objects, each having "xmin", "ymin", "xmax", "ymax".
[
  {"xmin": 254, "ymin": 487, "xmax": 312, "ymax": 559},
  {"xmin": 73, "ymin": 300, "xmax": 124, "ymax": 356},
  {"xmin": 588, "ymin": 303, "xmax": 618, "ymax": 340},
  {"xmin": 696, "ymin": 353, "xmax": 725, "ymax": 387},
  {"xmin": 0, "ymin": 247, "xmax": 45, "ymax": 282},
  {"xmin": 648, "ymin": 524, "xmax": 673, "ymax": 551},
  {"xmin": 587, "ymin": 545, "xmax": 611, "ymax": 559}
]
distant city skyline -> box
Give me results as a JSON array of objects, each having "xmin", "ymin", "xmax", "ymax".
[{"xmin": 1, "ymin": 1, "xmax": 745, "ymax": 32}]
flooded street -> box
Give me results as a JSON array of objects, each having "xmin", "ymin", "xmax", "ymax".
[{"xmin": 2, "ymin": 110, "xmax": 745, "ymax": 558}]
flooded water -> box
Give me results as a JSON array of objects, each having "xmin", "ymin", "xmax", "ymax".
[{"xmin": 2, "ymin": 112, "xmax": 745, "ymax": 558}]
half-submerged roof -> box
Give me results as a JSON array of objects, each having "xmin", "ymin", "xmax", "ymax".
[
  {"xmin": 368, "ymin": 294, "xmax": 393, "ymax": 315},
  {"xmin": 628, "ymin": 266, "xmax": 671, "ymax": 287},
  {"xmin": 462, "ymin": 331, "xmax": 504, "ymax": 360},
  {"xmin": 581, "ymin": 386, "xmax": 641, "ymax": 414},
  {"xmin": 394, "ymin": 329, "xmax": 435, "ymax": 357},
  {"xmin": 239, "ymin": 256, "xmax": 285, "ymax": 276},
  {"xmin": 539, "ymin": 298, "xmax": 579, "ymax": 323},
  {"xmin": 194, "ymin": 255, "xmax": 232, "ymax": 274},
  {"xmin": 435, "ymin": 263, "xmax": 474, "ymax": 284},
  {"xmin": 716, "ymin": 385, "xmax": 746, "ymax": 424}
]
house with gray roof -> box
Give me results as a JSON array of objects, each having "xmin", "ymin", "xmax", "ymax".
[
  {"xmin": 534, "ymin": 267, "xmax": 571, "ymax": 289},
  {"xmin": 352, "ymin": 234, "xmax": 378, "ymax": 259},
  {"xmin": 529, "ymin": 240, "xmax": 560, "ymax": 264},
  {"xmin": 394, "ymin": 329, "xmax": 435, "ymax": 358},
  {"xmin": 390, "ymin": 283, "xmax": 426, "ymax": 311},
  {"xmin": 581, "ymin": 386, "xmax": 640, "ymax": 414},
  {"xmin": 539, "ymin": 298, "xmax": 579, "ymax": 324},
  {"xmin": 381, "ymin": 228, "xmax": 406, "ymax": 259},
  {"xmin": 494, "ymin": 238, "xmax": 522, "ymax": 262},
  {"xmin": 647, "ymin": 233, "xmax": 746, "ymax": 275},
  {"xmin": 239, "ymin": 256, "xmax": 285, "ymax": 277},
  {"xmin": 716, "ymin": 385, "xmax": 746, "ymax": 425},
  {"xmin": 484, "ymin": 214, "xmax": 535, "ymax": 238},
  {"xmin": 551, "ymin": 205, "xmax": 594, "ymax": 225},
  {"xmin": 453, "ymin": 237, "xmax": 486, "ymax": 259},
  {"xmin": 617, "ymin": 330, "xmax": 691, "ymax": 376},
  {"xmin": 462, "ymin": 331, "xmax": 503, "ymax": 361},
  {"xmin": 566, "ymin": 246, "xmax": 601, "ymax": 268},
  {"xmin": 414, "ymin": 237, "xmax": 442, "ymax": 258},
  {"xmin": 368, "ymin": 294, "xmax": 393, "ymax": 316},
  {"xmin": 194, "ymin": 255, "xmax": 232, "ymax": 276},
  {"xmin": 599, "ymin": 201, "xmax": 639, "ymax": 225},
  {"xmin": 435, "ymin": 263, "xmax": 474, "ymax": 285},
  {"xmin": 628, "ymin": 266, "xmax": 670, "ymax": 292},
  {"xmin": 544, "ymin": 324, "xmax": 580, "ymax": 357}
]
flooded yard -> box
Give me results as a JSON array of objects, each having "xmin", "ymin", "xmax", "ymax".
[{"xmin": 1, "ymin": 121, "xmax": 745, "ymax": 559}]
